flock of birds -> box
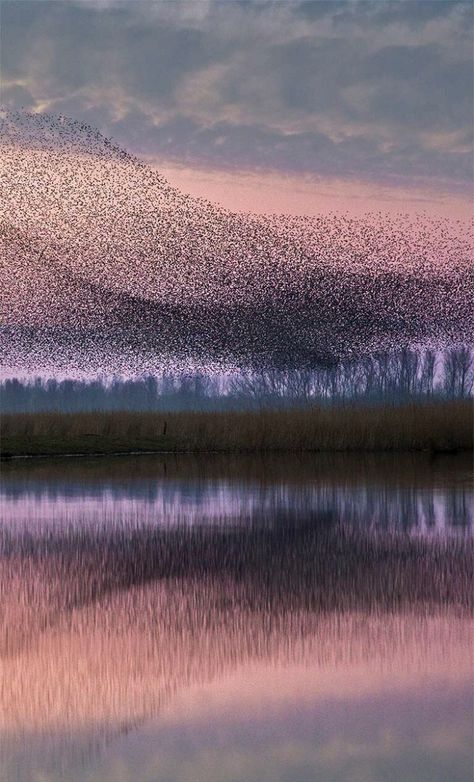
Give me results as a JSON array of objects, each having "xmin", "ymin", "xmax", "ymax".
[{"xmin": 1, "ymin": 108, "xmax": 472, "ymax": 376}]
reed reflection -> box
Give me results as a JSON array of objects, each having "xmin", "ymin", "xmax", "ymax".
[
  {"xmin": 0, "ymin": 454, "xmax": 472, "ymax": 782},
  {"xmin": 1, "ymin": 453, "xmax": 472, "ymax": 533}
]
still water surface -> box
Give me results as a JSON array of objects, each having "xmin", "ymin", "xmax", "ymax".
[{"xmin": 0, "ymin": 453, "xmax": 472, "ymax": 782}]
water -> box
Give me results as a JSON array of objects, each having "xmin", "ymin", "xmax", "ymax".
[{"xmin": 0, "ymin": 453, "xmax": 472, "ymax": 782}]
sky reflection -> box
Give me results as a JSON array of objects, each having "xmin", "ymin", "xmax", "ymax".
[{"xmin": 0, "ymin": 453, "xmax": 472, "ymax": 782}]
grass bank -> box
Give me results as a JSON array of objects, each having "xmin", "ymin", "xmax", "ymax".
[{"xmin": 1, "ymin": 400, "xmax": 472, "ymax": 457}]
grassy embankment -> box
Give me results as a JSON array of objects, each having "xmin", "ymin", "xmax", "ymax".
[{"xmin": 0, "ymin": 400, "xmax": 472, "ymax": 457}]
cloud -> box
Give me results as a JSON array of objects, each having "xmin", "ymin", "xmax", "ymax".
[{"xmin": 1, "ymin": 0, "xmax": 472, "ymax": 191}]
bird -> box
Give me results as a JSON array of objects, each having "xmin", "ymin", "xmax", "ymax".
[{"xmin": 0, "ymin": 107, "xmax": 472, "ymax": 379}]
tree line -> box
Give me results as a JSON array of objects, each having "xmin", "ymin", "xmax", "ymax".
[{"xmin": 1, "ymin": 348, "xmax": 472, "ymax": 414}]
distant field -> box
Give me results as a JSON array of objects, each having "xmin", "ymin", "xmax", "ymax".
[{"xmin": 0, "ymin": 400, "xmax": 472, "ymax": 457}]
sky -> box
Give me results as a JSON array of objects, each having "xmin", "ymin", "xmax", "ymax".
[{"xmin": 1, "ymin": 0, "xmax": 473, "ymax": 216}]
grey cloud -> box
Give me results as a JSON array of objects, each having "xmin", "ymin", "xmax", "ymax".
[
  {"xmin": 100, "ymin": 113, "xmax": 469, "ymax": 189},
  {"xmin": 1, "ymin": 84, "xmax": 36, "ymax": 109},
  {"xmin": 356, "ymin": 45, "xmax": 472, "ymax": 130},
  {"xmin": 1, "ymin": 0, "xmax": 472, "ymax": 190},
  {"xmin": 365, "ymin": 0, "xmax": 470, "ymax": 25},
  {"xmin": 297, "ymin": 0, "xmax": 470, "ymax": 26}
]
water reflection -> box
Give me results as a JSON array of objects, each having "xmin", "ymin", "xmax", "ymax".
[
  {"xmin": 1, "ymin": 452, "xmax": 473, "ymax": 533},
  {"xmin": 0, "ymin": 453, "xmax": 472, "ymax": 782}
]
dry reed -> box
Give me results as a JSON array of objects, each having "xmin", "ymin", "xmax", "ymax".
[{"xmin": 1, "ymin": 400, "xmax": 472, "ymax": 456}]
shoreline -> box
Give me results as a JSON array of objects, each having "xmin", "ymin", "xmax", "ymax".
[{"xmin": 1, "ymin": 445, "xmax": 471, "ymax": 460}]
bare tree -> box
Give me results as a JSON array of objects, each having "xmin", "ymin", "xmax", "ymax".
[{"xmin": 443, "ymin": 347, "xmax": 474, "ymax": 398}]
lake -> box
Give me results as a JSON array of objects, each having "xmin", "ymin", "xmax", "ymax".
[{"xmin": 0, "ymin": 452, "xmax": 472, "ymax": 782}]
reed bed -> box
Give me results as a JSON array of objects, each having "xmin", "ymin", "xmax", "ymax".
[{"xmin": 1, "ymin": 399, "xmax": 472, "ymax": 456}]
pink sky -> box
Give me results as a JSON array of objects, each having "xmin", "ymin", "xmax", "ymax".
[{"xmin": 153, "ymin": 160, "xmax": 473, "ymax": 220}]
